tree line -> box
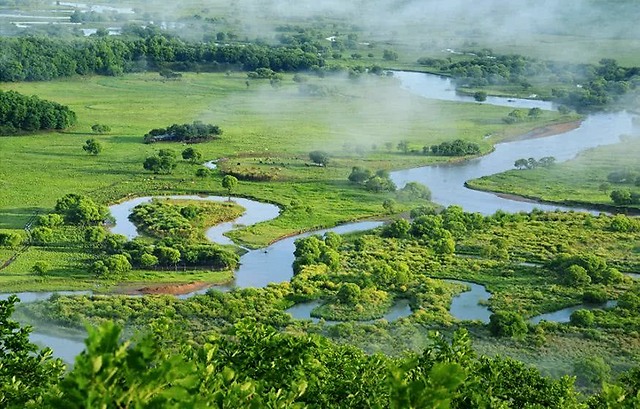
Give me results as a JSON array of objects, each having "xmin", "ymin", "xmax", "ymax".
[
  {"xmin": 6, "ymin": 295, "xmax": 637, "ymax": 408},
  {"xmin": 0, "ymin": 90, "xmax": 76, "ymax": 134},
  {"xmin": 418, "ymin": 52, "xmax": 639, "ymax": 111},
  {"xmin": 0, "ymin": 34, "xmax": 325, "ymax": 82}
]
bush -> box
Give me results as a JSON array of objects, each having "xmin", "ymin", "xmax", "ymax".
[
  {"xmin": 0, "ymin": 231, "xmax": 23, "ymax": 248},
  {"xmin": 428, "ymin": 139, "xmax": 480, "ymax": 156},
  {"xmin": 398, "ymin": 182, "xmax": 431, "ymax": 200},
  {"xmin": 365, "ymin": 176, "xmax": 396, "ymax": 193},
  {"xmin": 348, "ymin": 166, "xmax": 372, "ymax": 184},
  {"xmin": 38, "ymin": 213, "xmax": 64, "ymax": 228},
  {"xmin": 583, "ymin": 289, "xmax": 608, "ymax": 304},
  {"xmin": 309, "ymin": 151, "xmax": 330, "ymax": 166},
  {"xmin": 569, "ymin": 309, "xmax": 595, "ymax": 327},
  {"xmin": 195, "ymin": 168, "xmax": 210, "ymax": 178},
  {"xmin": 91, "ymin": 124, "xmax": 111, "ymax": 134},
  {"xmin": 30, "ymin": 227, "xmax": 53, "ymax": 244},
  {"xmin": 382, "ymin": 219, "xmax": 411, "ymax": 238},
  {"xmin": 473, "ymin": 91, "xmax": 487, "ymax": 102},
  {"xmin": 31, "ymin": 261, "xmax": 51, "ymax": 275},
  {"xmin": 144, "ymin": 121, "xmax": 222, "ymax": 144},
  {"xmin": 564, "ymin": 264, "xmax": 592, "ymax": 286},
  {"xmin": 488, "ymin": 311, "xmax": 528, "ymax": 338}
]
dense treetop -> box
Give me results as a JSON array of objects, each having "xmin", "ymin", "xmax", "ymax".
[
  {"xmin": 0, "ymin": 34, "xmax": 324, "ymax": 82},
  {"xmin": 0, "ymin": 90, "xmax": 76, "ymax": 134}
]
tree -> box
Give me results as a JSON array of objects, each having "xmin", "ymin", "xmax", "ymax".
[
  {"xmin": 222, "ymin": 175, "xmax": 238, "ymax": 199},
  {"xmin": 92, "ymin": 254, "xmax": 132, "ymax": 279},
  {"xmin": 181, "ymin": 147, "xmax": 202, "ymax": 163},
  {"xmin": 383, "ymin": 49, "xmax": 399, "ymax": 61},
  {"xmin": 365, "ymin": 176, "xmax": 396, "ymax": 193},
  {"xmin": 574, "ymin": 356, "xmax": 611, "ymax": 387},
  {"xmin": 528, "ymin": 107, "xmax": 542, "ymax": 118},
  {"xmin": 514, "ymin": 158, "xmax": 528, "ymax": 170},
  {"xmin": 382, "ymin": 219, "xmax": 411, "ymax": 238},
  {"xmin": 54, "ymin": 193, "xmax": 109, "ymax": 225},
  {"xmin": 82, "ymin": 138, "xmax": 102, "ymax": 155},
  {"xmin": 488, "ymin": 311, "xmax": 528, "ymax": 338},
  {"xmin": 31, "ymin": 226, "xmax": 54, "ymax": 244},
  {"xmin": 195, "ymin": 168, "xmax": 210, "ymax": 178},
  {"xmin": 564, "ymin": 264, "xmax": 592, "ymax": 286},
  {"xmin": 0, "ymin": 295, "xmax": 65, "ymax": 407},
  {"xmin": 143, "ymin": 150, "xmax": 177, "ymax": 174},
  {"xmin": 398, "ymin": 182, "xmax": 431, "ymax": 200},
  {"xmin": 397, "ymin": 140, "xmax": 409, "ymax": 154},
  {"xmin": 323, "ymin": 232, "xmax": 342, "ymax": 250},
  {"xmin": 309, "ymin": 151, "xmax": 330, "ymax": 166},
  {"xmin": 473, "ymin": 91, "xmax": 487, "ymax": 102},
  {"xmin": 337, "ymin": 283, "xmax": 361, "ymax": 304},
  {"xmin": 0, "ymin": 232, "xmax": 22, "ymax": 248},
  {"xmin": 85, "ymin": 226, "xmax": 106, "ymax": 249},
  {"xmin": 538, "ymin": 156, "xmax": 556, "ymax": 167},
  {"xmin": 348, "ymin": 166, "xmax": 372, "ymax": 184},
  {"xmin": 558, "ymin": 105, "xmax": 571, "ymax": 114},
  {"xmin": 91, "ymin": 123, "xmax": 111, "ymax": 134},
  {"xmin": 503, "ymin": 109, "xmax": 526, "ymax": 124},
  {"xmin": 383, "ymin": 199, "xmax": 396, "ymax": 214},
  {"xmin": 140, "ymin": 253, "xmax": 159, "ymax": 268},
  {"xmin": 143, "ymin": 121, "xmax": 222, "ymax": 143},
  {"xmin": 31, "ymin": 260, "xmax": 51, "ymax": 275},
  {"xmin": 155, "ymin": 246, "xmax": 181, "ymax": 269},
  {"xmin": 104, "ymin": 254, "xmax": 132, "ymax": 278},
  {"xmin": 611, "ymin": 189, "xmax": 633, "ymax": 205},
  {"xmin": 569, "ymin": 309, "xmax": 595, "ymax": 327},
  {"xmin": 38, "ymin": 213, "xmax": 64, "ymax": 228}
]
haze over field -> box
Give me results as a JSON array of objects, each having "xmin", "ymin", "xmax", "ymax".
[{"xmin": 2, "ymin": 0, "xmax": 640, "ymax": 63}]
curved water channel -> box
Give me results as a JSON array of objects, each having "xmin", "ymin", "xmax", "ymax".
[{"xmin": 7, "ymin": 71, "xmax": 637, "ymax": 361}]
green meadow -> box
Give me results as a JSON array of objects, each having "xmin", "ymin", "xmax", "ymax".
[
  {"xmin": 0, "ymin": 71, "xmax": 574, "ymax": 289},
  {"xmin": 467, "ymin": 136, "xmax": 640, "ymax": 210}
]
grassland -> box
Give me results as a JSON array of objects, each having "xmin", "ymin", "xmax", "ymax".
[
  {"xmin": 0, "ymin": 71, "xmax": 575, "ymax": 289},
  {"xmin": 466, "ymin": 135, "xmax": 640, "ymax": 211}
]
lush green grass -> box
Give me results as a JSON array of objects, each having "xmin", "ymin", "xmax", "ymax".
[
  {"xmin": 0, "ymin": 72, "xmax": 570, "ymax": 231},
  {"xmin": 466, "ymin": 136, "xmax": 640, "ymax": 210}
]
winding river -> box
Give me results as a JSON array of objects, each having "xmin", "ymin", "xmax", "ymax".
[{"xmin": 7, "ymin": 71, "xmax": 637, "ymax": 362}]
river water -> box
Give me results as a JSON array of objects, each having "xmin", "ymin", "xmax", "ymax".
[{"xmin": 7, "ymin": 71, "xmax": 636, "ymax": 362}]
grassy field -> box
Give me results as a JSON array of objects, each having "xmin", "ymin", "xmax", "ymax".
[
  {"xmin": 466, "ymin": 136, "xmax": 640, "ymax": 210},
  {"xmin": 0, "ymin": 71, "xmax": 574, "ymax": 288}
]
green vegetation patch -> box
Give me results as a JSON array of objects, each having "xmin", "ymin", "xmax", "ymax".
[
  {"xmin": 129, "ymin": 198, "xmax": 244, "ymax": 240},
  {"xmin": 466, "ymin": 135, "xmax": 640, "ymax": 210}
]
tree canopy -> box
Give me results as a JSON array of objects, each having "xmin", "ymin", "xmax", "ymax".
[
  {"xmin": 144, "ymin": 121, "xmax": 222, "ymax": 144},
  {"xmin": 0, "ymin": 90, "xmax": 76, "ymax": 134}
]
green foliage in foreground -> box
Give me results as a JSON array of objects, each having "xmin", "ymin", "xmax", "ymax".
[
  {"xmin": 4, "ymin": 292, "xmax": 605, "ymax": 408},
  {"xmin": 0, "ymin": 296, "xmax": 65, "ymax": 409}
]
